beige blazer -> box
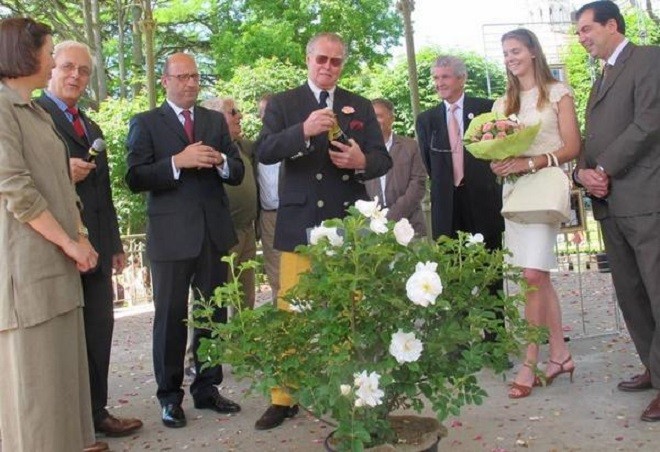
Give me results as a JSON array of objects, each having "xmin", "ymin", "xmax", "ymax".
[
  {"xmin": 0, "ymin": 83, "xmax": 83, "ymax": 331},
  {"xmin": 580, "ymin": 43, "xmax": 660, "ymax": 220},
  {"xmin": 366, "ymin": 135, "xmax": 427, "ymax": 235}
]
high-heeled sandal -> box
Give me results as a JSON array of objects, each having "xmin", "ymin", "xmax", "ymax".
[
  {"xmin": 544, "ymin": 355, "xmax": 575, "ymax": 386},
  {"xmin": 508, "ymin": 362, "xmax": 536, "ymax": 399}
]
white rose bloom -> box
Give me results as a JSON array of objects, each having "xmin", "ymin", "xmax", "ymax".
[
  {"xmin": 405, "ymin": 261, "xmax": 443, "ymax": 307},
  {"xmin": 289, "ymin": 299, "xmax": 312, "ymax": 313},
  {"xmin": 393, "ymin": 218, "xmax": 414, "ymax": 246},
  {"xmin": 389, "ymin": 329, "xmax": 423, "ymax": 364},
  {"xmin": 370, "ymin": 218, "xmax": 388, "ymax": 234},
  {"xmin": 310, "ymin": 225, "xmax": 344, "ymax": 247},
  {"xmin": 353, "ymin": 371, "xmax": 384, "ymax": 407},
  {"xmin": 355, "ymin": 197, "xmax": 381, "ymax": 218},
  {"xmin": 466, "ymin": 233, "xmax": 484, "ymax": 247},
  {"xmin": 340, "ymin": 384, "xmax": 352, "ymax": 396}
]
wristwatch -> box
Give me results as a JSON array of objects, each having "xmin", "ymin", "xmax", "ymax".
[{"xmin": 78, "ymin": 224, "xmax": 89, "ymax": 238}]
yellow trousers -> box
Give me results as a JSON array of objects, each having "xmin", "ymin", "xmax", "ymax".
[{"xmin": 271, "ymin": 251, "xmax": 310, "ymax": 406}]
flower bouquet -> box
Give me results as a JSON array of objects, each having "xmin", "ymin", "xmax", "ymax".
[
  {"xmin": 195, "ymin": 199, "xmax": 531, "ymax": 451},
  {"xmin": 463, "ymin": 112, "xmax": 540, "ymax": 160}
]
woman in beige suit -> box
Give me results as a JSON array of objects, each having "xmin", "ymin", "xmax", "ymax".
[{"xmin": 0, "ymin": 17, "xmax": 105, "ymax": 451}]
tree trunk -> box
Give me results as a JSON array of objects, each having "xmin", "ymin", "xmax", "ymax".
[
  {"xmin": 141, "ymin": 0, "xmax": 157, "ymax": 109},
  {"xmin": 646, "ymin": 0, "xmax": 659, "ymax": 23},
  {"xmin": 116, "ymin": 0, "xmax": 127, "ymax": 99},
  {"xmin": 82, "ymin": 0, "xmax": 99, "ymax": 104},
  {"xmin": 91, "ymin": 0, "xmax": 107, "ymax": 102},
  {"xmin": 131, "ymin": 0, "xmax": 145, "ymax": 97},
  {"xmin": 397, "ymin": 0, "xmax": 420, "ymax": 137}
]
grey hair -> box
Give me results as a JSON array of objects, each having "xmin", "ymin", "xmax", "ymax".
[
  {"xmin": 53, "ymin": 40, "xmax": 93, "ymax": 64},
  {"xmin": 433, "ymin": 55, "xmax": 467, "ymax": 79},
  {"xmin": 201, "ymin": 97, "xmax": 234, "ymax": 114},
  {"xmin": 306, "ymin": 32, "xmax": 348, "ymax": 60}
]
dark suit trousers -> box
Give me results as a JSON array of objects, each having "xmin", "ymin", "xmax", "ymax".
[
  {"xmin": 452, "ymin": 185, "xmax": 504, "ymax": 340},
  {"xmin": 81, "ymin": 267, "xmax": 114, "ymax": 426},
  {"xmin": 151, "ymin": 232, "xmax": 228, "ymax": 405},
  {"xmin": 601, "ymin": 213, "xmax": 660, "ymax": 388}
]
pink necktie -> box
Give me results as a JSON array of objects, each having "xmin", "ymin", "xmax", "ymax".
[
  {"xmin": 181, "ymin": 109, "xmax": 194, "ymax": 143},
  {"xmin": 448, "ymin": 104, "xmax": 463, "ymax": 186}
]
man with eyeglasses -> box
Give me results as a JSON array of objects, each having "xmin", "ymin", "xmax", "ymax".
[
  {"xmin": 254, "ymin": 31, "xmax": 391, "ymax": 430},
  {"xmin": 126, "ymin": 53, "xmax": 245, "ymax": 428},
  {"xmin": 36, "ymin": 40, "xmax": 143, "ymax": 438}
]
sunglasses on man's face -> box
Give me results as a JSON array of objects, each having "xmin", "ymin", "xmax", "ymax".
[
  {"xmin": 314, "ymin": 55, "xmax": 344, "ymax": 68},
  {"xmin": 229, "ymin": 108, "xmax": 241, "ymax": 117}
]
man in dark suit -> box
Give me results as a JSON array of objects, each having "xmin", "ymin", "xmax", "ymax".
[
  {"xmin": 366, "ymin": 98, "xmax": 427, "ymax": 236},
  {"xmin": 575, "ymin": 1, "xmax": 660, "ymax": 421},
  {"xmin": 416, "ymin": 55, "xmax": 502, "ymax": 246},
  {"xmin": 126, "ymin": 53, "xmax": 244, "ymax": 428},
  {"xmin": 254, "ymin": 32, "xmax": 391, "ymax": 430},
  {"xmin": 416, "ymin": 55, "xmax": 506, "ymax": 346},
  {"xmin": 37, "ymin": 40, "xmax": 143, "ymax": 438}
]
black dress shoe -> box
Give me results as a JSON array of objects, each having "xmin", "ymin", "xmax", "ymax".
[
  {"xmin": 162, "ymin": 403, "xmax": 187, "ymax": 428},
  {"xmin": 194, "ymin": 392, "xmax": 241, "ymax": 413},
  {"xmin": 255, "ymin": 404, "xmax": 299, "ymax": 430}
]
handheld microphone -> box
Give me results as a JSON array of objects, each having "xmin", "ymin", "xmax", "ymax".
[{"xmin": 86, "ymin": 138, "xmax": 106, "ymax": 162}]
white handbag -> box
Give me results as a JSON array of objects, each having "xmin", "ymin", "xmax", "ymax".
[{"xmin": 500, "ymin": 154, "xmax": 571, "ymax": 224}]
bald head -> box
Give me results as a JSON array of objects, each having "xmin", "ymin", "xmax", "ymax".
[{"xmin": 161, "ymin": 53, "xmax": 200, "ymax": 109}]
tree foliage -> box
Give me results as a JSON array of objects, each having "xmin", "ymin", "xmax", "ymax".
[{"xmin": 89, "ymin": 95, "xmax": 150, "ymax": 234}]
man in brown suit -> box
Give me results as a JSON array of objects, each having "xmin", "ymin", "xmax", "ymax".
[
  {"xmin": 575, "ymin": 1, "xmax": 660, "ymax": 421},
  {"xmin": 366, "ymin": 98, "xmax": 427, "ymax": 236}
]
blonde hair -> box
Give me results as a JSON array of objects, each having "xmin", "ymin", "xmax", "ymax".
[{"xmin": 501, "ymin": 28, "xmax": 557, "ymax": 116}]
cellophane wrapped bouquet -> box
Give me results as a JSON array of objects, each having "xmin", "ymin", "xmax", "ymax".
[{"xmin": 463, "ymin": 112, "xmax": 540, "ymax": 160}]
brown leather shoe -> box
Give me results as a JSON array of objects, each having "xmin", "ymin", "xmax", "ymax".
[
  {"xmin": 641, "ymin": 393, "xmax": 660, "ymax": 422},
  {"xmin": 96, "ymin": 414, "xmax": 143, "ymax": 437},
  {"xmin": 618, "ymin": 369, "xmax": 653, "ymax": 392},
  {"xmin": 84, "ymin": 441, "xmax": 109, "ymax": 452}
]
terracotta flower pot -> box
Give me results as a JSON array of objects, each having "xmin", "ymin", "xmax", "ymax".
[{"xmin": 324, "ymin": 415, "xmax": 447, "ymax": 452}]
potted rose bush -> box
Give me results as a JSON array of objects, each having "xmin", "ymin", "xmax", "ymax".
[{"xmin": 196, "ymin": 199, "xmax": 530, "ymax": 451}]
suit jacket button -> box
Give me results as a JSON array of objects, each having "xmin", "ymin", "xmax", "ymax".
[
  {"xmin": 341, "ymin": 174, "xmax": 350, "ymax": 181},
  {"xmin": 317, "ymin": 200, "xmax": 324, "ymax": 208},
  {"xmin": 316, "ymin": 173, "xmax": 323, "ymax": 180}
]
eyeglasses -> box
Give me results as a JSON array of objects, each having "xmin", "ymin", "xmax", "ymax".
[
  {"xmin": 314, "ymin": 55, "xmax": 344, "ymax": 68},
  {"xmin": 229, "ymin": 108, "xmax": 241, "ymax": 116},
  {"xmin": 166, "ymin": 73, "xmax": 201, "ymax": 82},
  {"xmin": 429, "ymin": 130, "xmax": 459, "ymax": 153},
  {"xmin": 59, "ymin": 62, "xmax": 92, "ymax": 77}
]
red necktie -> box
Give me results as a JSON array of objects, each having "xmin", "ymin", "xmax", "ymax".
[
  {"xmin": 181, "ymin": 109, "xmax": 194, "ymax": 143},
  {"xmin": 67, "ymin": 106, "xmax": 86, "ymax": 139},
  {"xmin": 448, "ymin": 103, "xmax": 463, "ymax": 186}
]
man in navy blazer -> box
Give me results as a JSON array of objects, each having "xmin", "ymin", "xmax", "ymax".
[
  {"xmin": 126, "ymin": 53, "xmax": 244, "ymax": 428},
  {"xmin": 254, "ymin": 32, "xmax": 391, "ymax": 430}
]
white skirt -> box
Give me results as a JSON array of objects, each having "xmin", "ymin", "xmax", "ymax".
[{"xmin": 504, "ymin": 218, "xmax": 559, "ymax": 271}]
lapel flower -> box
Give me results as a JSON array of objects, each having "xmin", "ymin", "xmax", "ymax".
[
  {"xmin": 341, "ymin": 105, "xmax": 355, "ymax": 115},
  {"xmin": 467, "ymin": 112, "xmax": 475, "ymax": 120},
  {"xmin": 349, "ymin": 119, "xmax": 364, "ymax": 131}
]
